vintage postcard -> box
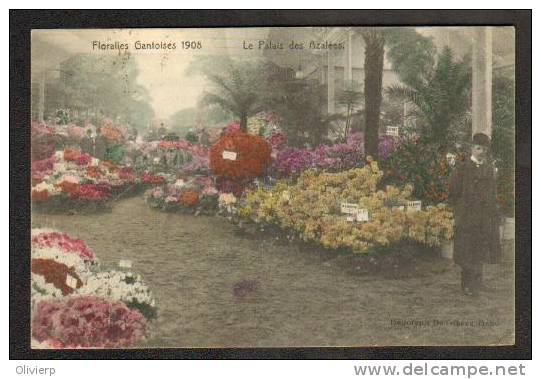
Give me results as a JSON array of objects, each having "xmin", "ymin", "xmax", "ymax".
[{"xmin": 29, "ymin": 26, "xmax": 516, "ymax": 348}]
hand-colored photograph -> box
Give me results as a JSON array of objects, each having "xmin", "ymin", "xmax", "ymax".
[{"xmin": 29, "ymin": 26, "xmax": 515, "ymax": 348}]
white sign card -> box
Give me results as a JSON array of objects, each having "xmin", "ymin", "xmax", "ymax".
[
  {"xmin": 66, "ymin": 274, "xmax": 78, "ymax": 289},
  {"xmin": 341, "ymin": 202, "xmax": 359, "ymax": 214},
  {"xmin": 406, "ymin": 200, "xmax": 422, "ymax": 212},
  {"xmin": 356, "ymin": 209, "xmax": 370, "ymax": 222},
  {"xmin": 119, "ymin": 259, "xmax": 133, "ymax": 268},
  {"xmin": 386, "ymin": 126, "xmax": 399, "ymax": 137},
  {"xmin": 222, "ymin": 151, "xmax": 237, "ymax": 161}
]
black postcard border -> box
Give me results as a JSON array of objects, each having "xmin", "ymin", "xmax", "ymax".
[{"xmin": 10, "ymin": 9, "xmax": 532, "ymax": 360}]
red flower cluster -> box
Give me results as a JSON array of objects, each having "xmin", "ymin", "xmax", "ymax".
[
  {"xmin": 57, "ymin": 181, "xmax": 80, "ymax": 194},
  {"xmin": 118, "ymin": 167, "xmax": 136, "ymax": 182},
  {"xmin": 63, "ymin": 149, "xmax": 81, "ymax": 162},
  {"xmin": 179, "ymin": 190, "xmax": 200, "ymax": 207},
  {"xmin": 32, "ymin": 231, "xmax": 96, "ymax": 261},
  {"xmin": 69, "ymin": 184, "xmax": 111, "ymax": 202},
  {"xmin": 31, "ymin": 258, "xmax": 83, "ymax": 295},
  {"xmin": 86, "ymin": 166, "xmax": 103, "ymax": 179},
  {"xmin": 32, "ymin": 296, "xmax": 147, "ymax": 348},
  {"xmin": 141, "ymin": 172, "xmax": 165, "ymax": 185},
  {"xmin": 209, "ymin": 132, "xmax": 272, "ymax": 180},
  {"xmin": 74, "ymin": 153, "xmax": 92, "ymax": 166}
]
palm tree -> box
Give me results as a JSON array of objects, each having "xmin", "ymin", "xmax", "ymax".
[
  {"xmin": 386, "ymin": 46, "xmax": 471, "ymax": 147},
  {"xmin": 200, "ymin": 61, "xmax": 263, "ymax": 132},
  {"xmin": 337, "ymin": 81, "xmax": 363, "ymax": 142},
  {"xmin": 361, "ymin": 28, "xmax": 386, "ymax": 160}
]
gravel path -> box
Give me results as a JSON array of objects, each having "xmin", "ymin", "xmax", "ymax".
[{"xmin": 32, "ymin": 196, "xmax": 515, "ymax": 347}]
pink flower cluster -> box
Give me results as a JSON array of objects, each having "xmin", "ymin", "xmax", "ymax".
[
  {"xmin": 32, "ymin": 296, "xmax": 147, "ymax": 348},
  {"xmin": 273, "ymin": 133, "xmax": 401, "ymax": 175},
  {"xmin": 31, "ymin": 121, "xmax": 53, "ymax": 136},
  {"xmin": 266, "ymin": 132, "xmax": 286, "ymax": 148},
  {"xmin": 66, "ymin": 124, "xmax": 87, "ymax": 141},
  {"xmin": 158, "ymin": 140, "xmax": 208, "ymax": 158},
  {"xmin": 69, "ymin": 184, "xmax": 111, "ymax": 202},
  {"xmin": 32, "ymin": 231, "xmax": 97, "ymax": 261},
  {"xmin": 141, "ymin": 172, "xmax": 165, "ymax": 185},
  {"xmin": 224, "ymin": 122, "xmax": 241, "ymax": 135},
  {"xmin": 117, "ymin": 167, "xmax": 136, "ymax": 182},
  {"xmin": 74, "ymin": 153, "xmax": 92, "ymax": 166},
  {"xmin": 181, "ymin": 156, "xmax": 209, "ymax": 174},
  {"xmin": 31, "ymin": 155, "xmax": 55, "ymax": 180}
]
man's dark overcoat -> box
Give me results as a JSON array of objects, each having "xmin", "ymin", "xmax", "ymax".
[{"xmin": 448, "ymin": 158, "xmax": 502, "ymax": 267}]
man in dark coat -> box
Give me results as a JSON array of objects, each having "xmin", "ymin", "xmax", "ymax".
[{"xmin": 448, "ymin": 133, "xmax": 502, "ymax": 296}]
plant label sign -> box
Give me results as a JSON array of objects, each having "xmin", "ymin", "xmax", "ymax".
[
  {"xmin": 341, "ymin": 202, "xmax": 359, "ymax": 214},
  {"xmin": 119, "ymin": 259, "xmax": 133, "ymax": 268},
  {"xmin": 356, "ymin": 209, "xmax": 370, "ymax": 222},
  {"xmin": 222, "ymin": 151, "xmax": 237, "ymax": 161},
  {"xmin": 406, "ymin": 200, "xmax": 422, "ymax": 212},
  {"xmin": 66, "ymin": 274, "xmax": 78, "ymax": 289},
  {"xmin": 386, "ymin": 126, "xmax": 399, "ymax": 137}
]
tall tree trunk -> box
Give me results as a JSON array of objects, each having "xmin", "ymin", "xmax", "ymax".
[
  {"xmin": 362, "ymin": 29, "xmax": 385, "ymax": 161},
  {"xmin": 240, "ymin": 113, "xmax": 248, "ymax": 132}
]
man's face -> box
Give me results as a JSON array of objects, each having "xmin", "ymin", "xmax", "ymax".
[{"xmin": 472, "ymin": 144, "xmax": 488, "ymax": 160}]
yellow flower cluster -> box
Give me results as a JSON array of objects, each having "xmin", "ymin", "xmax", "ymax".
[{"xmin": 239, "ymin": 162, "xmax": 454, "ymax": 253}]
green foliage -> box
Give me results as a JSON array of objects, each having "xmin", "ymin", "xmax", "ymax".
[
  {"xmin": 387, "ymin": 46, "xmax": 471, "ymax": 147},
  {"xmin": 189, "ymin": 57, "xmax": 267, "ymax": 132},
  {"xmin": 185, "ymin": 131, "xmax": 199, "ymax": 143},
  {"xmin": 50, "ymin": 53, "xmax": 155, "ymax": 131},
  {"xmin": 386, "ymin": 28, "xmax": 437, "ymax": 88},
  {"xmin": 491, "ymin": 74, "xmax": 515, "ymax": 216},
  {"xmin": 491, "ymin": 74, "xmax": 515, "ymax": 169},
  {"xmin": 382, "ymin": 138, "xmax": 453, "ymax": 205},
  {"xmin": 337, "ymin": 81, "xmax": 363, "ymax": 142},
  {"xmin": 266, "ymin": 76, "xmax": 335, "ymax": 147},
  {"xmin": 104, "ymin": 144, "xmax": 125, "ymax": 165},
  {"xmin": 162, "ymin": 133, "xmax": 180, "ymax": 142}
]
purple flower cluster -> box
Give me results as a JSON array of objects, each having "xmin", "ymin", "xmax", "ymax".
[
  {"xmin": 272, "ymin": 133, "xmax": 400, "ymax": 176},
  {"xmin": 181, "ymin": 156, "xmax": 209, "ymax": 175}
]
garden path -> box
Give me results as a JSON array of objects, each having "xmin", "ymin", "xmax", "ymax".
[{"xmin": 32, "ymin": 196, "xmax": 515, "ymax": 347}]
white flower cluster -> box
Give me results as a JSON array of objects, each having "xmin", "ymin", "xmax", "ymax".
[
  {"xmin": 31, "ymin": 246, "xmax": 95, "ymax": 281},
  {"xmin": 31, "ymin": 273, "xmax": 63, "ymax": 309},
  {"xmin": 76, "ymin": 270, "xmax": 156, "ymax": 309},
  {"xmin": 32, "ymin": 181, "xmax": 61, "ymax": 196}
]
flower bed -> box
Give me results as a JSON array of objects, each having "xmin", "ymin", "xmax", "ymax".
[
  {"xmin": 31, "ymin": 149, "xmax": 144, "ymax": 213},
  {"xmin": 236, "ymin": 159, "xmax": 454, "ymax": 254},
  {"xmin": 272, "ymin": 133, "xmax": 399, "ymax": 177},
  {"xmin": 144, "ymin": 176, "xmax": 219, "ymax": 215},
  {"xmin": 31, "ymin": 229, "xmax": 157, "ymax": 349}
]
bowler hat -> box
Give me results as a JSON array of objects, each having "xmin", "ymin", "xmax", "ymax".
[{"xmin": 472, "ymin": 133, "xmax": 490, "ymax": 147}]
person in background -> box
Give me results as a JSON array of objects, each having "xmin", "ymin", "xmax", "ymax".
[
  {"xmin": 80, "ymin": 129, "xmax": 94, "ymax": 156},
  {"xmin": 448, "ymin": 133, "xmax": 502, "ymax": 296},
  {"xmin": 199, "ymin": 128, "xmax": 210, "ymax": 146},
  {"xmin": 94, "ymin": 127, "xmax": 109, "ymax": 160}
]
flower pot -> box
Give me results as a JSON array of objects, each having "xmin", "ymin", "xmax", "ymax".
[{"xmin": 440, "ymin": 240, "xmax": 454, "ymax": 260}]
